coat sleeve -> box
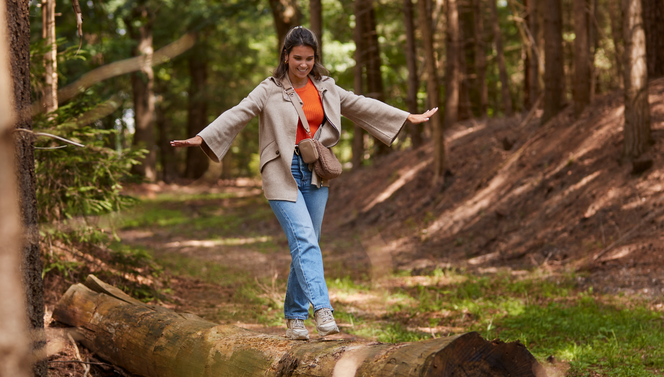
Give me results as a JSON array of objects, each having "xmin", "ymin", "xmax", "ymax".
[
  {"xmin": 197, "ymin": 79, "xmax": 272, "ymax": 162},
  {"xmin": 337, "ymin": 85, "xmax": 410, "ymax": 146}
]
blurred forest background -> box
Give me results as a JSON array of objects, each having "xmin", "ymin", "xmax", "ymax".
[{"xmin": 4, "ymin": 0, "xmax": 664, "ymax": 375}]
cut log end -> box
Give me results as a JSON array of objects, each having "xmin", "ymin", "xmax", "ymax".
[{"xmin": 424, "ymin": 333, "xmax": 547, "ymax": 377}]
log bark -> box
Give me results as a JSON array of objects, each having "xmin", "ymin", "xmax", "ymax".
[{"xmin": 54, "ymin": 276, "xmax": 547, "ymax": 377}]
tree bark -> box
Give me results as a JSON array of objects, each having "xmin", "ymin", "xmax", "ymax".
[
  {"xmin": 419, "ymin": 0, "xmax": 444, "ymax": 183},
  {"xmin": 268, "ymin": 0, "xmax": 301, "ymax": 53},
  {"xmin": 527, "ymin": 0, "xmax": 540, "ymax": 108},
  {"xmin": 457, "ymin": 16, "xmax": 473, "ymax": 120},
  {"xmin": 126, "ymin": 3, "xmax": 157, "ymax": 181},
  {"xmin": 439, "ymin": 0, "xmax": 460, "ymax": 183},
  {"xmin": 489, "ymin": 0, "xmax": 512, "ymax": 116},
  {"xmin": 185, "ymin": 36, "xmax": 210, "ymax": 180},
  {"xmin": 642, "ymin": 0, "xmax": 664, "ymax": 79},
  {"xmin": 608, "ymin": 0, "xmax": 624, "ymax": 88},
  {"xmin": 0, "ymin": 2, "xmax": 32, "ymax": 376},
  {"xmin": 309, "ymin": 0, "xmax": 323, "ymax": 61},
  {"xmin": 573, "ymin": 0, "xmax": 590, "ymax": 117},
  {"xmin": 622, "ymin": 0, "xmax": 651, "ymax": 159},
  {"xmin": 352, "ymin": 0, "xmax": 366, "ymax": 171},
  {"xmin": 7, "ymin": 0, "xmax": 47, "ymax": 376},
  {"xmin": 362, "ymin": 1, "xmax": 391, "ymax": 156},
  {"xmin": 403, "ymin": 0, "xmax": 423, "ymax": 147},
  {"xmin": 156, "ymin": 98, "xmax": 177, "ymax": 183},
  {"xmin": 473, "ymin": 0, "xmax": 488, "ymax": 117},
  {"xmin": 542, "ymin": 0, "xmax": 564, "ymax": 124},
  {"xmin": 41, "ymin": 0, "xmax": 57, "ymax": 114},
  {"xmin": 53, "ymin": 276, "xmax": 547, "ymax": 377}
]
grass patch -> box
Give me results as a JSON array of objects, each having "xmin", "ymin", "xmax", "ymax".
[{"xmin": 326, "ymin": 270, "xmax": 664, "ymax": 376}]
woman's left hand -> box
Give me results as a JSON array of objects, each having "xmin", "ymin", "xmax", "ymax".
[{"xmin": 407, "ymin": 107, "xmax": 439, "ymax": 124}]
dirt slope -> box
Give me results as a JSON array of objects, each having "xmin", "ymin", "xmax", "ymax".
[{"xmin": 325, "ymin": 78, "xmax": 664, "ymax": 297}]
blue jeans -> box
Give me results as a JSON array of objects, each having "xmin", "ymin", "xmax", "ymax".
[{"xmin": 269, "ymin": 153, "xmax": 332, "ymax": 320}]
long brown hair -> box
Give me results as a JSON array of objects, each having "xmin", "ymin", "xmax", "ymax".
[{"xmin": 273, "ymin": 26, "xmax": 328, "ymax": 81}]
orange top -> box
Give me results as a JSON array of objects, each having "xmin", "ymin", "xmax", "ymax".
[{"xmin": 294, "ymin": 78, "xmax": 324, "ymax": 144}]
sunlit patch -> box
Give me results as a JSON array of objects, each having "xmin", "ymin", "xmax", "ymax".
[
  {"xmin": 362, "ymin": 160, "xmax": 430, "ymax": 212},
  {"xmin": 584, "ymin": 187, "xmax": 620, "ymax": 218},
  {"xmin": 165, "ymin": 237, "xmax": 272, "ymax": 248},
  {"xmin": 603, "ymin": 246, "xmax": 634, "ymax": 261},
  {"xmin": 468, "ymin": 251, "xmax": 500, "ymax": 265},
  {"xmin": 447, "ymin": 123, "xmax": 487, "ymax": 142}
]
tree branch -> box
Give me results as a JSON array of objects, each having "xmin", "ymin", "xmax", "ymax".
[{"xmin": 14, "ymin": 128, "xmax": 85, "ymax": 148}]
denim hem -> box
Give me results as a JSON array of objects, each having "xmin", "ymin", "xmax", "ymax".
[
  {"xmin": 285, "ymin": 315, "xmax": 309, "ymax": 320},
  {"xmin": 313, "ymin": 305, "xmax": 333, "ymax": 312}
]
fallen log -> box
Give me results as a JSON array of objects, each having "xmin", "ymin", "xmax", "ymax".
[{"xmin": 53, "ymin": 275, "xmax": 547, "ymax": 377}]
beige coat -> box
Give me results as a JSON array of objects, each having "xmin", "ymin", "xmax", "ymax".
[{"xmin": 198, "ymin": 75, "xmax": 409, "ymax": 202}]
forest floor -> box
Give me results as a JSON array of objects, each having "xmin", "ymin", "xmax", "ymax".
[{"xmin": 43, "ymin": 79, "xmax": 664, "ymax": 377}]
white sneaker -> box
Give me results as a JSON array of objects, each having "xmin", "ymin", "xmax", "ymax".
[
  {"xmin": 314, "ymin": 308, "xmax": 340, "ymax": 336},
  {"xmin": 286, "ymin": 319, "xmax": 309, "ymax": 340}
]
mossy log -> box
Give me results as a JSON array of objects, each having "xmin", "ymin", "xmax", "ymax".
[{"xmin": 53, "ymin": 275, "xmax": 547, "ymax": 377}]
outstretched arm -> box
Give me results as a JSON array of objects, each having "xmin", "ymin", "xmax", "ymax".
[
  {"xmin": 407, "ymin": 107, "xmax": 439, "ymax": 124},
  {"xmin": 170, "ymin": 135, "xmax": 202, "ymax": 148}
]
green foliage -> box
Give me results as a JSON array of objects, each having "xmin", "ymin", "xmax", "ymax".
[{"xmin": 33, "ymin": 93, "xmax": 145, "ymax": 223}]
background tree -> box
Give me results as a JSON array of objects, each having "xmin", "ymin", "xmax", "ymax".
[
  {"xmin": 8, "ymin": 0, "xmax": 47, "ymax": 375},
  {"xmin": 126, "ymin": 1, "xmax": 157, "ymax": 181},
  {"xmin": 489, "ymin": 0, "xmax": 512, "ymax": 116},
  {"xmin": 622, "ymin": 0, "xmax": 650, "ymax": 159},
  {"xmin": 309, "ymin": 0, "xmax": 322, "ymax": 61},
  {"xmin": 41, "ymin": 0, "xmax": 57, "ymax": 114},
  {"xmin": 352, "ymin": 0, "xmax": 366, "ymax": 170},
  {"xmin": 473, "ymin": 0, "xmax": 488, "ymax": 118},
  {"xmin": 403, "ymin": 0, "xmax": 423, "ymax": 147},
  {"xmin": 608, "ymin": 0, "xmax": 624, "ymax": 88},
  {"xmin": 573, "ymin": 0, "xmax": 590, "ymax": 117},
  {"xmin": 542, "ymin": 0, "xmax": 564, "ymax": 124},
  {"xmin": 641, "ymin": 0, "xmax": 664, "ymax": 79},
  {"xmin": 184, "ymin": 34, "xmax": 210, "ymax": 180},
  {"xmin": 268, "ymin": 0, "xmax": 301, "ymax": 52},
  {"xmin": 526, "ymin": 0, "xmax": 540, "ymax": 108},
  {"xmin": 441, "ymin": 0, "xmax": 460, "ymax": 183}
]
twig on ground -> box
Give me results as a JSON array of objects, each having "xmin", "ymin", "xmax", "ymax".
[
  {"xmin": 67, "ymin": 333, "xmax": 90, "ymax": 376},
  {"xmin": 48, "ymin": 360, "xmax": 110, "ymax": 366}
]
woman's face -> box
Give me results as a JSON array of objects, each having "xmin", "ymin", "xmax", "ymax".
[{"xmin": 286, "ymin": 45, "xmax": 315, "ymax": 81}]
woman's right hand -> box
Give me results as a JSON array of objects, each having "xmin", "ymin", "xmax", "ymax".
[{"xmin": 170, "ymin": 135, "xmax": 203, "ymax": 148}]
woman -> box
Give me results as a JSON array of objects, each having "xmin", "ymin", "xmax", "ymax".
[{"xmin": 171, "ymin": 26, "xmax": 437, "ymax": 340}]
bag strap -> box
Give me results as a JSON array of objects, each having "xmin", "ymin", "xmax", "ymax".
[{"xmin": 284, "ymin": 77, "xmax": 313, "ymax": 139}]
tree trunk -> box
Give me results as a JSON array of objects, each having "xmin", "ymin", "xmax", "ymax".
[
  {"xmin": 7, "ymin": 0, "xmax": 47, "ymax": 376},
  {"xmin": 127, "ymin": 4, "xmax": 157, "ymax": 181},
  {"xmin": 362, "ymin": 1, "xmax": 391, "ymax": 156},
  {"xmin": 608, "ymin": 0, "xmax": 624, "ymax": 88},
  {"xmin": 0, "ymin": 3, "xmax": 32, "ymax": 376},
  {"xmin": 542, "ymin": 0, "xmax": 564, "ymax": 124},
  {"xmin": 588, "ymin": 0, "xmax": 597, "ymax": 100},
  {"xmin": 457, "ymin": 16, "xmax": 473, "ymax": 120},
  {"xmin": 489, "ymin": 0, "xmax": 512, "ymax": 116},
  {"xmin": 185, "ymin": 36, "xmax": 210, "ymax": 180},
  {"xmin": 573, "ymin": 0, "xmax": 590, "ymax": 117},
  {"xmin": 527, "ymin": 0, "xmax": 540, "ymax": 108},
  {"xmin": 268, "ymin": 0, "xmax": 301, "ymax": 53},
  {"xmin": 41, "ymin": 0, "xmax": 57, "ymax": 114},
  {"xmin": 419, "ymin": 0, "xmax": 444, "ymax": 183},
  {"xmin": 352, "ymin": 0, "xmax": 366, "ymax": 171},
  {"xmin": 310, "ymin": 0, "xmax": 323, "ymax": 61},
  {"xmin": 622, "ymin": 0, "xmax": 651, "ymax": 159},
  {"xmin": 642, "ymin": 0, "xmax": 664, "ymax": 79},
  {"xmin": 156, "ymin": 99, "xmax": 177, "ymax": 183},
  {"xmin": 473, "ymin": 0, "xmax": 488, "ymax": 118},
  {"xmin": 53, "ymin": 276, "xmax": 547, "ymax": 377},
  {"xmin": 440, "ymin": 0, "xmax": 460, "ymax": 183},
  {"xmin": 403, "ymin": 0, "xmax": 423, "ymax": 147}
]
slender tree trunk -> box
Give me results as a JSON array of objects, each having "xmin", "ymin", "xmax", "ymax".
[
  {"xmin": 489, "ymin": 0, "xmax": 512, "ymax": 116},
  {"xmin": 457, "ymin": 17, "xmax": 473, "ymax": 120},
  {"xmin": 441, "ymin": 0, "xmax": 460, "ymax": 183},
  {"xmin": 542, "ymin": 0, "xmax": 564, "ymax": 124},
  {"xmin": 362, "ymin": 2, "xmax": 390, "ymax": 156},
  {"xmin": 127, "ymin": 4, "xmax": 157, "ymax": 181},
  {"xmin": 642, "ymin": 0, "xmax": 664, "ymax": 79},
  {"xmin": 403, "ymin": 0, "xmax": 423, "ymax": 147},
  {"xmin": 473, "ymin": 0, "xmax": 488, "ymax": 117},
  {"xmin": 608, "ymin": 0, "xmax": 624, "ymax": 88},
  {"xmin": 419, "ymin": 0, "xmax": 443, "ymax": 181},
  {"xmin": 527, "ymin": 0, "xmax": 540, "ymax": 107},
  {"xmin": 185, "ymin": 36, "xmax": 210, "ymax": 180},
  {"xmin": 352, "ymin": 0, "xmax": 366, "ymax": 171},
  {"xmin": 523, "ymin": 0, "xmax": 531, "ymax": 109},
  {"xmin": 8, "ymin": 0, "xmax": 47, "ymax": 376},
  {"xmin": 155, "ymin": 98, "xmax": 177, "ymax": 183},
  {"xmin": 622, "ymin": 0, "xmax": 651, "ymax": 159},
  {"xmin": 41, "ymin": 0, "xmax": 57, "ymax": 114},
  {"xmin": 573, "ymin": 0, "xmax": 590, "ymax": 117},
  {"xmin": 309, "ymin": 0, "xmax": 322, "ymax": 61},
  {"xmin": 588, "ymin": 0, "xmax": 597, "ymax": 100},
  {"xmin": 268, "ymin": 0, "xmax": 301, "ymax": 52},
  {"xmin": 1, "ymin": 2, "xmax": 32, "ymax": 375}
]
